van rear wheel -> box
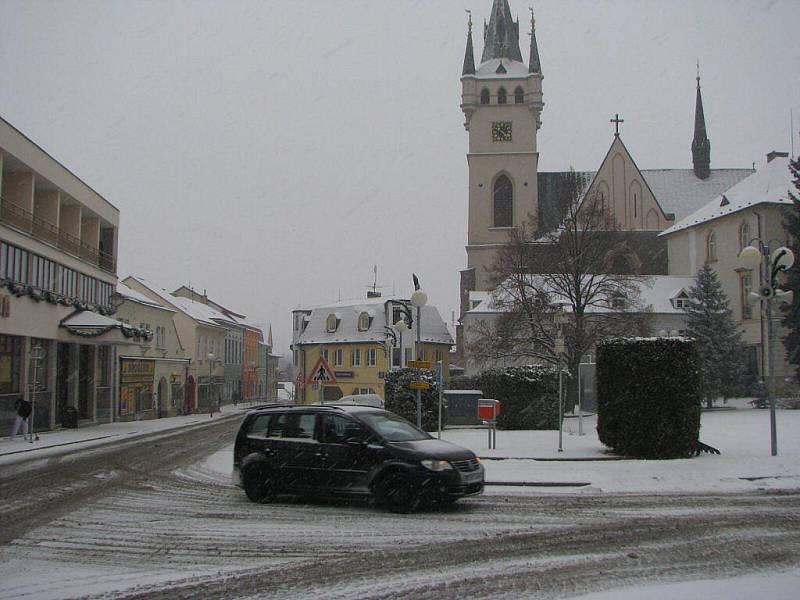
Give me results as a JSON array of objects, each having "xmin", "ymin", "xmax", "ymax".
[
  {"xmin": 243, "ymin": 464, "xmax": 277, "ymax": 504},
  {"xmin": 378, "ymin": 472, "xmax": 420, "ymax": 514}
]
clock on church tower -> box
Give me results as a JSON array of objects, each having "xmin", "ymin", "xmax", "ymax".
[{"xmin": 491, "ymin": 121, "xmax": 512, "ymax": 142}]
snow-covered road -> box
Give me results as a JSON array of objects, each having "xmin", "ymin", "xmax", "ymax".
[{"xmin": 1, "ymin": 415, "xmax": 799, "ymax": 599}]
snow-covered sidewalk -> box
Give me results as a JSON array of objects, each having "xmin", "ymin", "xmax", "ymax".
[{"xmin": 0, "ymin": 404, "xmax": 251, "ymax": 469}]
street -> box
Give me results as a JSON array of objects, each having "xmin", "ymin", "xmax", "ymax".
[{"xmin": 1, "ymin": 417, "xmax": 799, "ymax": 599}]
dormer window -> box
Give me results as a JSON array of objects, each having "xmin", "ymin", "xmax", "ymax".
[
  {"xmin": 357, "ymin": 311, "xmax": 372, "ymax": 332},
  {"xmin": 325, "ymin": 313, "xmax": 339, "ymax": 333},
  {"xmin": 610, "ymin": 293, "xmax": 627, "ymax": 310},
  {"xmin": 672, "ymin": 290, "xmax": 690, "ymax": 310}
]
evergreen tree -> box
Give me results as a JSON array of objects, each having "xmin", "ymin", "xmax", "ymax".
[
  {"xmin": 685, "ymin": 263, "xmax": 746, "ymax": 407},
  {"xmin": 781, "ymin": 156, "xmax": 800, "ymax": 379}
]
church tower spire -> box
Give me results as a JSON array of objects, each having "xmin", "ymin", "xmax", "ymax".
[
  {"xmin": 481, "ymin": 0, "xmax": 523, "ymax": 64},
  {"xmin": 692, "ymin": 62, "xmax": 711, "ymax": 180},
  {"xmin": 528, "ymin": 7, "xmax": 541, "ymax": 73},
  {"xmin": 462, "ymin": 11, "xmax": 476, "ymax": 76}
]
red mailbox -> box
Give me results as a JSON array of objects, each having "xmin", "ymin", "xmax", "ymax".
[{"xmin": 477, "ymin": 399, "xmax": 500, "ymax": 420}]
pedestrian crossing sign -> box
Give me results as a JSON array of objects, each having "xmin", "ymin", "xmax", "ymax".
[{"xmin": 307, "ymin": 356, "xmax": 337, "ymax": 385}]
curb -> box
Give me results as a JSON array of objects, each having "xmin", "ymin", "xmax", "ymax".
[
  {"xmin": 479, "ymin": 456, "xmax": 626, "ymax": 462},
  {"xmin": 485, "ymin": 481, "xmax": 592, "ymax": 487}
]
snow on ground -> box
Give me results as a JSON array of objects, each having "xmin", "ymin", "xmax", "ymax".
[
  {"xmin": 570, "ymin": 568, "xmax": 800, "ymax": 600},
  {"xmin": 196, "ymin": 400, "xmax": 800, "ymax": 495}
]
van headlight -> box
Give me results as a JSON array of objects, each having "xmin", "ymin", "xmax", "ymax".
[{"xmin": 421, "ymin": 459, "xmax": 453, "ymax": 471}]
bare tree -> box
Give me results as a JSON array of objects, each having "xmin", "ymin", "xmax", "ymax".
[{"xmin": 467, "ymin": 170, "xmax": 652, "ymax": 404}]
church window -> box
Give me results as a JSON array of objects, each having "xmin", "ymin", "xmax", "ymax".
[
  {"xmin": 740, "ymin": 273, "xmax": 753, "ymax": 319},
  {"xmin": 514, "ymin": 87, "xmax": 524, "ymax": 104},
  {"xmin": 480, "ymin": 88, "xmax": 490, "ymax": 105},
  {"xmin": 493, "ymin": 175, "xmax": 513, "ymax": 227},
  {"xmin": 497, "ymin": 87, "xmax": 507, "ymax": 104},
  {"xmin": 706, "ymin": 231, "xmax": 717, "ymax": 262},
  {"xmin": 739, "ymin": 222, "xmax": 751, "ymax": 251}
]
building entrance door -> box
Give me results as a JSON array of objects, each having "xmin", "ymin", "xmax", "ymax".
[
  {"xmin": 55, "ymin": 343, "xmax": 71, "ymax": 425},
  {"xmin": 157, "ymin": 377, "xmax": 168, "ymax": 418},
  {"xmin": 78, "ymin": 345, "xmax": 93, "ymax": 419},
  {"xmin": 185, "ymin": 376, "xmax": 196, "ymax": 414}
]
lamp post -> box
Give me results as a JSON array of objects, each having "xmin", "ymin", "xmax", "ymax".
[
  {"xmin": 738, "ymin": 241, "xmax": 795, "ymax": 456},
  {"xmin": 410, "ymin": 284, "xmax": 428, "ymax": 429},
  {"xmin": 553, "ymin": 307, "xmax": 568, "ymax": 453},
  {"xmin": 207, "ymin": 352, "xmax": 215, "ymax": 417}
]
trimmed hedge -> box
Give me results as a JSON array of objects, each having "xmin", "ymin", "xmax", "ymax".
[
  {"xmin": 596, "ymin": 337, "xmax": 702, "ymax": 459},
  {"xmin": 450, "ymin": 366, "xmax": 560, "ymax": 430},
  {"xmin": 384, "ymin": 368, "xmax": 441, "ymax": 431}
]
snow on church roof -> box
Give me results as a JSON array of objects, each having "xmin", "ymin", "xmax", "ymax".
[
  {"xmin": 641, "ymin": 168, "xmax": 754, "ymax": 223},
  {"xmin": 475, "ymin": 58, "xmax": 529, "ymax": 79},
  {"xmin": 660, "ymin": 157, "xmax": 793, "ymax": 236}
]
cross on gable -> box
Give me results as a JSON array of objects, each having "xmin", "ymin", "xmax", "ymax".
[{"xmin": 611, "ymin": 113, "xmax": 624, "ymax": 136}]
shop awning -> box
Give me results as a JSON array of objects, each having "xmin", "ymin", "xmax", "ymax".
[{"xmin": 59, "ymin": 310, "xmax": 152, "ymax": 344}]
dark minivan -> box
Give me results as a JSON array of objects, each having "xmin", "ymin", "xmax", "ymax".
[{"xmin": 233, "ymin": 403, "xmax": 484, "ymax": 513}]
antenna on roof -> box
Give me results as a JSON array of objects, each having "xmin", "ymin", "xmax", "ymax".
[{"xmin": 366, "ymin": 264, "xmax": 383, "ymax": 298}]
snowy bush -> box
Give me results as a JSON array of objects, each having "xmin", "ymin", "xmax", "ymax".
[
  {"xmin": 596, "ymin": 337, "xmax": 702, "ymax": 458},
  {"xmin": 384, "ymin": 368, "xmax": 441, "ymax": 431},
  {"xmin": 451, "ymin": 366, "xmax": 559, "ymax": 430}
]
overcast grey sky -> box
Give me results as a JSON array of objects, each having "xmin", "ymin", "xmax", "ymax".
[{"xmin": 1, "ymin": 0, "xmax": 798, "ymax": 353}]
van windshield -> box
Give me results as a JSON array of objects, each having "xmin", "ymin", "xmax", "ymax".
[{"xmin": 359, "ymin": 412, "xmax": 431, "ymax": 442}]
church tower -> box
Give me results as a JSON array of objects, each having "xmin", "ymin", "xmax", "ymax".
[
  {"xmin": 460, "ymin": 1, "xmax": 544, "ymax": 293},
  {"xmin": 692, "ymin": 65, "xmax": 711, "ymax": 180}
]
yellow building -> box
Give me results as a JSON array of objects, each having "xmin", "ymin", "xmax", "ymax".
[{"xmin": 292, "ymin": 295, "xmax": 453, "ymax": 404}]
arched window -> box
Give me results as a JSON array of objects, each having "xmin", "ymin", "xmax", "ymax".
[
  {"xmin": 514, "ymin": 86, "xmax": 524, "ymax": 104},
  {"xmin": 739, "ymin": 221, "xmax": 751, "ymax": 251},
  {"xmin": 480, "ymin": 88, "xmax": 490, "ymax": 105},
  {"xmin": 497, "ymin": 87, "xmax": 507, "ymax": 104},
  {"xmin": 357, "ymin": 312, "xmax": 371, "ymax": 332},
  {"xmin": 493, "ymin": 175, "xmax": 513, "ymax": 227},
  {"xmin": 707, "ymin": 231, "xmax": 717, "ymax": 262},
  {"xmin": 326, "ymin": 314, "xmax": 339, "ymax": 333}
]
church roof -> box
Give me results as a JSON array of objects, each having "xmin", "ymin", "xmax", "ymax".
[
  {"xmin": 660, "ymin": 157, "xmax": 793, "ymax": 236},
  {"xmin": 536, "ymin": 168, "xmax": 752, "ymax": 235},
  {"xmin": 481, "ymin": 0, "xmax": 523, "ymax": 64},
  {"xmin": 475, "ymin": 58, "xmax": 530, "ymax": 79}
]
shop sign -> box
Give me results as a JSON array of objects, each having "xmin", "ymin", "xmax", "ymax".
[
  {"xmin": 334, "ymin": 371, "xmax": 354, "ymax": 378},
  {"xmin": 120, "ymin": 359, "xmax": 155, "ymax": 383}
]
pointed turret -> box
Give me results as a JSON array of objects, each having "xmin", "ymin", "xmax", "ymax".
[
  {"xmin": 481, "ymin": 0, "xmax": 523, "ymax": 64},
  {"xmin": 462, "ymin": 11, "xmax": 476, "ymax": 76},
  {"xmin": 692, "ymin": 64, "xmax": 711, "ymax": 180},
  {"xmin": 528, "ymin": 8, "xmax": 541, "ymax": 73}
]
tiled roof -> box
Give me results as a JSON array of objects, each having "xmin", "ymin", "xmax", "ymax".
[{"xmin": 661, "ymin": 157, "xmax": 793, "ymax": 236}]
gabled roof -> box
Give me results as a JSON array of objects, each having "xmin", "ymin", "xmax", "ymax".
[
  {"xmin": 660, "ymin": 157, "xmax": 793, "ymax": 236},
  {"xmin": 126, "ymin": 276, "xmax": 233, "ymax": 329}
]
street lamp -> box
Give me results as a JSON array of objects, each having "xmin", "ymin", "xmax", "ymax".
[
  {"xmin": 410, "ymin": 280, "xmax": 428, "ymax": 429},
  {"xmin": 207, "ymin": 352, "xmax": 215, "ymax": 416},
  {"xmin": 738, "ymin": 241, "xmax": 795, "ymax": 456},
  {"xmin": 553, "ymin": 308, "xmax": 568, "ymax": 453}
]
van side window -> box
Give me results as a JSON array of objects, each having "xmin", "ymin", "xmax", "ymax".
[
  {"xmin": 267, "ymin": 413, "xmax": 286, "ymax": 438},
  {"xmin": 283, "ymin": 413, "xmax": 316, "ymax": 439},
  {"xmin": 248, "ymin": 414, "xmax": 270, "ymax": 436},
  {"xmin": 321, "ymin": 414, "xmax": 365, "ymax": 444}
]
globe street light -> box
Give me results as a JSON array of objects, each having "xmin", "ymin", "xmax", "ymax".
[
  {"xmin": 738, "ymin": 241, "xmax": 795, "ymax": 456},
  {"xmin": 410, "ymin": 283, "xmax": 428, "ymax": 429}
]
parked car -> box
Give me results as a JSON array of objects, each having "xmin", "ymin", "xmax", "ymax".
[
  {"xmin": 233, "ymin": 404, "xmax": 484, "ymax": 513},
  {"xmin": 330, "ymin": 393, "xmax": 384, "ymax": 408}
]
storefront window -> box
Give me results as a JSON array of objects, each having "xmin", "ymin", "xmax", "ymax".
[
  {"xmin": 28, "ymin": 338, "xmax": 50, "ymax": 392},
  {"xmin": 0, "ymin": 334, "xmax": 22, "ymax": 394}
]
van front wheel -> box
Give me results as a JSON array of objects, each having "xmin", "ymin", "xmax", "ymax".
[
  {"xmin": 378, "ymin": 472, "xmax": 420, "ymax": 514},
  {"xmin": 243, "ymin": 464, "xmax": 277, "ymax": 504}
]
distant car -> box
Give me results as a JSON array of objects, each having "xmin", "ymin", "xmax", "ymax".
[
  {"xmin": 333, "ymin": 393, "xmax": 384, "ymax": 408},
  {"xmin": 233, "ymin": 404, "xmax": 484, "ymax": 513}
]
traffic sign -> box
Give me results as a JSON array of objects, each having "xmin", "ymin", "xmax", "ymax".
[
  {"xmin": 306, "ymin": 356, "xmax": 337, "ymax": 385},
  {"xmin": 408, "ymin": 360, "xmax": 431, "ymax": 369},
  {"xmin": 409, "ymin": 381, "xmax": 430, "ymax": 390}
]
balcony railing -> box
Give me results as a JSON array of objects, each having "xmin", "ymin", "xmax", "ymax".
[{"xmin": 0, "ymin": 198, "xmax": 116, "ymax": 274}]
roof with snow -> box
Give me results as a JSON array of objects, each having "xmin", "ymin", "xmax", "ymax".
[
  {"xmin": 116, "ymin": 282, "xmax": 174, "ymax": 312},
  {"xmin": 660, "ymin": 157, "xmax": 793, "ymax": 236},
  {"xmin": 127, "ymin": 276, "xmax": 234, "ymax": 329},
  {"xmin": 467, "ymin": 275, "xmax": 695, "ymax": 316},
  {"xmin": 475, "ymin": 58, "xmax": 529, "ymax": 79},
  {"xmin": 297, "ymin": 298, "xmax": 453, "ymax": 346}
]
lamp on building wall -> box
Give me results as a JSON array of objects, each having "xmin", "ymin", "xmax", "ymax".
[{"xmin": 738, "ymin": 241, "xmax": 795, "ymax": 456}]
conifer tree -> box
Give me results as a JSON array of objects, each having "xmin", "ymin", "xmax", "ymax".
[
  {"xmin": 685, "ymin": 263, "xmax": 746, "ymax": 407},
  {"xmin": 781, "ymin": 156, "xmax": 800, "ymax": 377}
]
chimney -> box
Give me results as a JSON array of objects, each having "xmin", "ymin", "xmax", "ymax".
[
  {"xmin": 366, "ymin": 290, "xmax": 382, "ymax": 299},
  {"xmin": 767, "ymin": 150, "xmax": 789, "ymax": 163}
]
